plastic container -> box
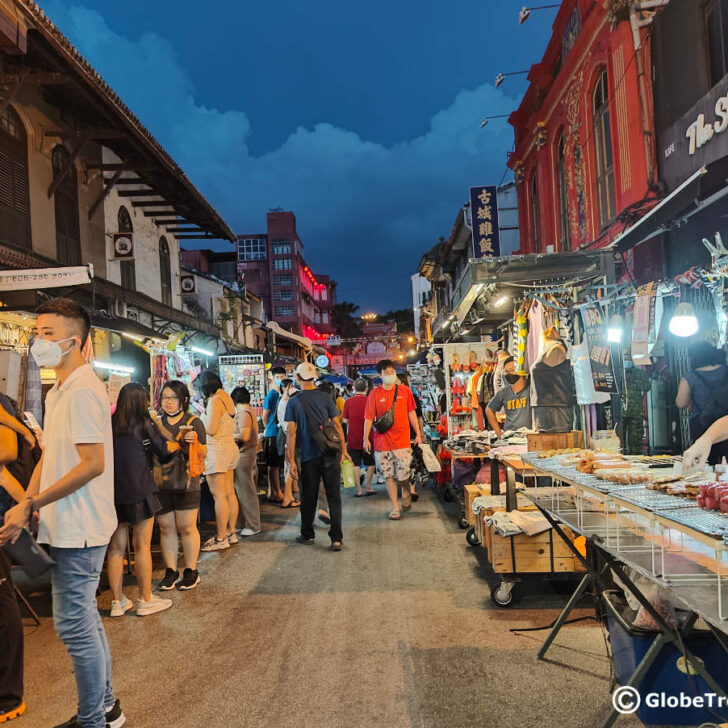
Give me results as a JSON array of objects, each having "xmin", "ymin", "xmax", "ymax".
[
  {"xmin": 602, "ymin": 590, "xmax": 728, "ymax": 725},
  {"xmin": 341, "ymin": 459, "xmax": 357, "ymax": 489}
]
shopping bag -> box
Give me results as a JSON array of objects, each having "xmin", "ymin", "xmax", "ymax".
[
  {"xmin": 417, "ymin": 443, "xmax": 442, "ymax": 473},
  {"xmin": 341, "ymin": 459, "xmax": 357, "ymax": 489}
]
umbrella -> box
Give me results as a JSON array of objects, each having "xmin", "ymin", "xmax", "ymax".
[{"xmin": 320, "ymin": 373, "xmax": 352, "ymax": 386}]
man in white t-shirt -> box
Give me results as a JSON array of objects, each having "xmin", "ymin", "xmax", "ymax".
[{"xmin": 0, "ymin": 298, "xmax": 123, "ymax": 728}]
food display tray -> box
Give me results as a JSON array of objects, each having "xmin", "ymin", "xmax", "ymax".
[
  {"xmin": 614, "ymin": 488, "xmax": 700, "ymax": 511},
  {"xmin": 655, "ymin": 508, "xmax": 728, "ymax": 537}
]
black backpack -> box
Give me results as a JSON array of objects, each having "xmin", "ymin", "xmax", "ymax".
[
  {"xmin": 0, "ymin": 394, "xmax": 41, "ymax": 488},
  {"xmin": 695, "ymin": 368, "xmax": 728, "ymax": 433},
  {"xmin": 297, "ymin": 391, "xmax": 341, "ymax": 456}
]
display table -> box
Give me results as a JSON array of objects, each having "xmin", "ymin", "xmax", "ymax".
[{"xmin": 520, "ymin": 453, "xmax": 728, "ymax": 727}]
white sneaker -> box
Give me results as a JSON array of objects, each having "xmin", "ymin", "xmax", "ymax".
[
  {"xmin": 136, "ymin": 594, "xmax": 172, "ymax": 617},
  {"xmin": 240, "ymin": 527, "xmax": 261, "ymax": 537},
  {"xmin": 110, "ymin": 596, "xmax": 133, "ymax": 618},
  {"xmin": 227, "ymin": 531, "xmax": 239, "ymax": 544},
  {"xmin": 201, "ymin": 536, "xmax": 230, "ymax": 552}
]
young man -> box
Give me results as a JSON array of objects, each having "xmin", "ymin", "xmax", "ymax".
[
  {"xmin": 284, "ymin": 361, "xmax": 349, "ymax": 550},
  {"xmin": 0, "ymin": 392, "xmax": 36, "ymax": 724},
  {"xmin": 0, "ymin": 298, "xmax": 124, "ymax": 728},
  {"xmin": 485, "ymin": 356, "xmax": 531, "ymax": 437},
  {"xmin": 363, "ymin": 360, "xmax": 421, "ymax": 521},
  {"xmin": 342, "ymin": 378, "xmax": 376, "ymax": 496},
  {"xmin": 262, "ymin": 366, "xmax": 286, "ymax": 502}
]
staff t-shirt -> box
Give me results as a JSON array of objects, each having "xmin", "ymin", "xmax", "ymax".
[
  {"xmin": 487, "ymin": 384, "xmax": 531, "ymax": 432},
  {"xmin": 365, "ymin": 385, "xmax": 416, "ymax": 452},
  {"xmin": 37, "ymin": 364, "xmax": 117, "ymax": 548},
  {"xmin": 264, "ymin": 389, "xmax": 280, "ymax": 438},
  {"xmin": 342, "ymin": 394, "xmax": 368, "ymax": 449},
  {"xmin": 285, "ymin": 389, "xmax": 340, "ymax": 462}
]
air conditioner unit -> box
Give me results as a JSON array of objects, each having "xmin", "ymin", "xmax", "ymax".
[{"xmin": 114, "ymin": 300, "xmax": 127, "ymax": 318}]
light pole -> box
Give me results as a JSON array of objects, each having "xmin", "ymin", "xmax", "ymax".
[
  {"xmin": 480, "ymin": 113, "xmax": 511, "ymax": 128},
  {"xmin": 519, "ymin": 4, "xmax": 560, "ymax": 24},
  {"xmin": 495, "ymin": 70, "xmax": 530, "ymax": 87}
]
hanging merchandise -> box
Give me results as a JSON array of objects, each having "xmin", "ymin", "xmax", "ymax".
[
  {"xmin": 219, "ymin": 354, "xmax": 267, "ymax": 417},
  {"xmin": 571, "ymin": 340, "xmax": 611, "ymax": 406},
  {"xmin": 515, "ymin": 307, "xmax": 528, "ymax": 374},
  {"xmin": 442, "ymin": 343, "xmax": 491, "ymax": 435},
  {"xmin": 580, "ymin": 303, "xmax": 618, "ymax": 394},
  {"xmin": 530, "ymin": 329, "xmax": 576, "ymax": 433},
  {"xmin": 526, "ymin": 299, "xmax": 545, "ymax": 368},
  {"xmin": 631, "ymin": 282, "xmax": 658, "ymax": 366}
]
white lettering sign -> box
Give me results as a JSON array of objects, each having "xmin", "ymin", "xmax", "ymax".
[
  {"xmin": 0, "ymin": 266, "xmax": 92, "ymax": 291},
  {"xmin": 686, "ymin": 92, "xmax": 728, "ymax": 154}
]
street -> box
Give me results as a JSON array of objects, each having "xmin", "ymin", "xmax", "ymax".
[{"xmin": 21, "ymin": 489, "xmax": 637, "ymax": 728}]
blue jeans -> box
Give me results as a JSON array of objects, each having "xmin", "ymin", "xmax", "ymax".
[{"xmin": 50, "ymin": 546, "xmax": 114, "ymax": 728}]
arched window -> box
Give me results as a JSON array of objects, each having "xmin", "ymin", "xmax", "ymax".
[
  {"xmin": 556, "ymin": 134, "xmax": 570, "ymax": 250},
  {"xmin": 593, "ymin": 70, "xmax": 616, "ymax": 229},
  {"xmin": 530, "ymin": 171, "xmax": 540, "ymax": 253},
  {"xmin": 0, "ymin": 106, "xmax": 30, "ymax": 248},
  {"xmin": 117, "ymin": 205, "xmax": 136, "ymax": 291},
  {"xmin": 159, "ymin": 236, "xmax": 172, "ymax": 306},
  {"xmin": 52, "ymin": 145, "xmax": 81, "ymax": 265}
]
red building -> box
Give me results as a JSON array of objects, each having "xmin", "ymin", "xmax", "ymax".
[
  {"xmin": 508, "ymin": 1, "xmax": 658, "ymax": 256},
  {"xmin": 237, "ymin": 210, "xmax": 336, "ymax": 340}
]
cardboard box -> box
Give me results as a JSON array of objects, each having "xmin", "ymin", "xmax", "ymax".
[{"xmin": 527, "ymin": 430, "xmax": 584, "ymax": 452}]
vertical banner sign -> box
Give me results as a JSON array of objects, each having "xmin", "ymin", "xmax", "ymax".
[
  {"xmin": 469, "ymin": 186, "xmax": 500, "ymax": 258},
  {"xmin": 581, "ymin": 303, "xmax": 618, "ymax": 393}
]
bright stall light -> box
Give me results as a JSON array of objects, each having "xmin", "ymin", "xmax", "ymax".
[
  {"xmin": 607, "ymin": 314, "xmax": 623, "ymax": 344},
  {"xmin": 668, "ymin": 302, "xmax": 699, "ymax": 337},
  {"xmin": 189, "ymin": 346, "xmax": 214, "ymax": 357},
  {"xmin": 93, "ymin": 360, "xmax": 135, "ymax": 375},
  {"xmin": 493, "ymin": 295, "xmax": 509, "ymax": 308}
]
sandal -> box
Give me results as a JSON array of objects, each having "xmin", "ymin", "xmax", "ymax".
[
  {"xmin": 388, "ymin": 511, "xmax": 401, "ymax": 520},
  {"xmin": 364, "ymin": 490, "xmax": 376, "ymax": 496},
  {"xmin": 355, "ymin": 493, "xmax": 364, "ymax": 497},
  {"xmin": 281, "ymin": 501, "xmax": 300, "ymax": 508}
]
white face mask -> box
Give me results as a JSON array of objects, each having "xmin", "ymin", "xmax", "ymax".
[
  {"xmin": 30, "ymin": 337, "xmax": 76, "ymax": 368},
  {"xmin": 382, "ymin": 373, "xmax": 398, "ymax": 386}
]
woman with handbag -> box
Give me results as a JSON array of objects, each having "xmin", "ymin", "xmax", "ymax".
[
  {"xmin": 155, "ymin": 380, "xmax": 208, "ymax": 592},
  {"xmin": 232, "ymin": 386, "xmax": 261, "ymax": 536},
  {"xmin": 198, "ymin": 371, "xmax": 240, "ymax": 552},
  {"xmin": 106, "ymin": 383, "xmax": 174, "ymax": 617},
  {"xmin": 276, "ymin": 378, "xmax": 301, "ymax": 509}
]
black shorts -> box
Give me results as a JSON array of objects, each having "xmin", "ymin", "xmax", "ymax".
[
  {"xmin": 264, "ymin": 436, "xmax": 284, "ymax": 468},
  {"xmin": 157, "ymin": 489, "xmax": 201, "ymax": 515},
  {"xmin": 349, "ymin": 448, "xmax": 375, "ymax": 467}
]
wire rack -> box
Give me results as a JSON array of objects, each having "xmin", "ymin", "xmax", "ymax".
[{"xmin": 656, "ymin": 508, "xmax": 728, "ymax": 537}]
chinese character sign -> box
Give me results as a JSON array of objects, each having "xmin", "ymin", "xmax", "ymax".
[
  {"xmin": 580, "ymin": 303, "xmax": 618, "ymax": 393},
  {"xmin": 469, "ymin": 186, "xmax": 500, "ymax": 258}
]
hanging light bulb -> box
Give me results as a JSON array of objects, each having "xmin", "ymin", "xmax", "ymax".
[
  {"xmin": 607, "ymin": 313, "xmax": 623, "ymax": 344},
  {"xmin": 669, "ymin": 302, "xmax": 699, "ymax": 337}
]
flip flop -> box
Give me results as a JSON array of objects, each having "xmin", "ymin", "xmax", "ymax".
[
  {"xmin": 355, "ymin": 493, "xmax": 364, "ymax": 498},
  {"xmin": 364, "ymin": 490, "xmax": 377, "ymax": 496},
  {"xmin": 280, "ymin": 501, "xmax": 300, "ymax": 508},
  {"xmin": 388, "ymin": 511, "xmax": 401, "ymax": 520}
]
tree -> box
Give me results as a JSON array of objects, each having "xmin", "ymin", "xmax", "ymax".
[
  {"xmin": 332, "ymin": 301, "xmax": 362, "ymax": 341},
  {"xmin": 381, "ymin": 307, "xmax": 415, "ymax": 332}
]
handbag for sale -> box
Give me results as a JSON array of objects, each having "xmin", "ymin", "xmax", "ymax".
[{"xmin": 372, "ymin": 385, "xmax": 398, "ymax": 434}]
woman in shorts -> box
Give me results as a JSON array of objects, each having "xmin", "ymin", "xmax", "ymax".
[
  {"xmin": 155, "ymin": 380, "xmax": 207, "ymax": 591},
  {"xmin": 198, "ymin": 371, "xmax": 240, "ymax": 551}
]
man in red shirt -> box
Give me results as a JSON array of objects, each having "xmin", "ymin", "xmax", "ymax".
[
  {"xmin": 342, "ymin": 379, "xmax": 376, "ymax": 496},
  {"xmin": 364, "ymin": 360, "xmax": 422, "ymax": 520}
]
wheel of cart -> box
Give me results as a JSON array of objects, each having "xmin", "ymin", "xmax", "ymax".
[
  {"xmin": 458, "ymin": 510, "xmax": 469, "ymax": 529},
  {"xmin": 490, "ymin": 580, "xmax": 518, "ymax": 607},
  {"xmin": 466, "ymin": 527, "xmax": 481, "ymax": 547}
]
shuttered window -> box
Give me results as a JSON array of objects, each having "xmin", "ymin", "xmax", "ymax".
[
  {"xmin": 0, "ymin": 106, "xmax": 30, "ymax": 248},
  {"xmin": 118, "ymin": 205, "xmax": 136, "ymax": 291},
  {"xmin": 159, "ymin": 236, "xmax": 172, "ymax": 306},
  {"xmin": 53, "ymin": 145, "xmax": 81, "ymax": 265}
]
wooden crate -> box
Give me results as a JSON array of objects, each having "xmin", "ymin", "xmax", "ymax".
[
  {"xmin": 487, "ymin": 524, "xmax": 586, "ymax": 574},
  {"xmin": 475, "ymin": 501, "xmax": 538, "ymax": 547},
  {"xmin": 464, "ymin": 484, "xmax": 492, "ymax": 526},
  {"xmin": 527, "ymin": 430, "xmax": 584, "ymax": 452}
]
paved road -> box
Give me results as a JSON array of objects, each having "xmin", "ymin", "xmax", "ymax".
[{"xmin": 20, "ymin": 486, "xmax": 638, "ymax": 728}]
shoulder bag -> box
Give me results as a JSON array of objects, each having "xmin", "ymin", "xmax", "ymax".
[
  {"xmin": 372, "ymin": 385, "xmax": 399, "ymax": 434},
  {"xmin": 297, "ymin": 392, "xmax": 341, "ymax": 455}
]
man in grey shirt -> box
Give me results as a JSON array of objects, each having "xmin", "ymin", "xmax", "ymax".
[{"xmin": 485, "ymin": 357, "xmax": 531, "ymax": 436}]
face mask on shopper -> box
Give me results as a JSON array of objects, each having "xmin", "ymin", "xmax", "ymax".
[
  {"xmin": 505, "ymin": 373, "xmax": 520, "ymax": 385},
  {"xmin": 382, "ymin": 373, "xmax": 398, "ymax": 386},
  {"xmin": 30, "ymin": 337, "xmax": 77, "ymax": 368}
]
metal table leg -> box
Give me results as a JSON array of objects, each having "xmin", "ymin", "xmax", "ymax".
[{"xmin": 490, "ymin": 458, "xmax": 501, "ymax": 496}]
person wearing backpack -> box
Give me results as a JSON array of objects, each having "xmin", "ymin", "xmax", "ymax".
[
  {"xmin": 0, "ymin": 391, "xmax": 39, "ymax": 724},
  {"xmin": 154, "ymin": 381, "xmax": 207, "ymax": 592},
  {"xmin": 676, "ymin": 342, "xmax": 728, "ymax": 464},
  {"xmin": 284, "ymin": 361, "xmax": 350, "ymax": 550}
]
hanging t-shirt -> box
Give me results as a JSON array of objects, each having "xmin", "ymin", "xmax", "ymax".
[
  {"xmin": 487, "ymin": 384, "xmax": 531, "ymax": 431},
  {"xmin": 364, "ymin": 385, "xmax": 416, "ymax": 452}
]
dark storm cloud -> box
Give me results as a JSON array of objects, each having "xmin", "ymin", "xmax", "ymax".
[{"xmin": 45, "ymin": 4, "xmax": 518, "ymax": 310}]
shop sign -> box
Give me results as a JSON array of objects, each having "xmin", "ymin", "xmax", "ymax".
[
  {"xmin": 112, "ymin": 233, "xmax": 135, "ymax": 260},
  {"xmin": 0, "ymin": 265, "xmax": 92, "ymax": 291},
  {"xmin": 324, "ymin": 335, "xmax": 342, "ymax": 347},
  {"xmin": 315, "ymin": 354, "xmax": 330, "ymax": 368},
  {"xmin": 580, "ymin": 303, "xmax": 618, "ymax": 393},
  {"xmin": 180, "ymin": 274, "xmax": 196, "ymax": 294},
  {"xmin": 631, "ymin": 283, "xmax": 657, "ymax": 366},
  {"xmin": 469, "ymin": 185, "xmax": 500, "ymax": 258},
  {"xmin": 659, "ymin": 75, "xmax": 728, "ymax": 190}
]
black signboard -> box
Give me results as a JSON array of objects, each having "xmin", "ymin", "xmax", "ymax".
[{"xmin": 580, "ymin": 303, "xmax": 618, "ymax": 394}]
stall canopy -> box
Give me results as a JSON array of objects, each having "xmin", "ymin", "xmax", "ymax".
[
  {"xmin": 320, "ymin": 373, "xmax": 352, "ymax": 386},
  {"xmin": 610, "ymin": 154, "xmax": 728, "ymax": 254},
  {"xmin": 89, "ymin": 313, "xmax": 166, "ymax": 342}
]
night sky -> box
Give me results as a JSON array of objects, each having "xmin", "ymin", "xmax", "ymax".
[{"xmin": 44, "ymin": 1, "xmax": 551, "ymax": 312}]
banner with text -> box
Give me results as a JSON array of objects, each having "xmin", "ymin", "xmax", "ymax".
[
  {"xmin": 0, "ymin": 266, "xmax": 92, "ymax": 291},
  {"xmin": 469, "ymin": 185, "xmax": 500, "ymax": 258},
  {"xmin": 580, "ymin": 303, "xmax": 618, "ymax": 393}
]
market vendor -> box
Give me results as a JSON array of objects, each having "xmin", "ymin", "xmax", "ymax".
[
  {"xmin": 485, "ymin": 357, "xmax": 530, "ymax": 437},
  {"xmin": 684, "ymin": 413, "xmax": 728, "ymax": 473}
]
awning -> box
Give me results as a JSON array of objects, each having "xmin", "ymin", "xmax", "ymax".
[
  {"xmin": 611, "ymin": 154, "xmax": 728, "ymax": 254},
  {"xmin": 89, "ymin": 313, "xmax": 165, "ymax": 342},
  {"xmin": 266, "ymin": 321, "xmax": 312, "ymax": 351}
]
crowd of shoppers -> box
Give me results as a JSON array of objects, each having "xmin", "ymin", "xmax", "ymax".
[{"xmin": 0, "ymin": 297, "xmax": 427, "ymax": 727}]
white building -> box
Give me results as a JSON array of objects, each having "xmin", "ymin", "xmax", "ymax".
[{"xmin": 411, "ymin": 274, "xmax": 431, "ymax": 340}]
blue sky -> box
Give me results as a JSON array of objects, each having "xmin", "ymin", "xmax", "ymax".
[{"xmin": 44, "ymin": 1, "xmax": 552, "ymax": 311}]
